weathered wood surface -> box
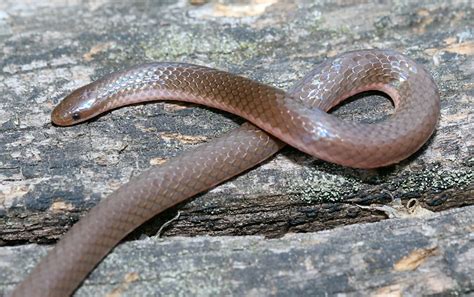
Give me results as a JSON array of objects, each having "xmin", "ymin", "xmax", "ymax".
[
  {"xmin": 0, "ymin": 0, "xmax": 473, "ymax": 293},
  {"xmin": 1, "ymin": 0, "xmax": 472, "ymax": 244},
  {"xmin": 2, "ymin": 205, "xmax": 473, "ymax": 296}
]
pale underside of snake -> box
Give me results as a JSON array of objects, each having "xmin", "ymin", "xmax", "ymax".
[{"xmin": 10, "ymin": 49, "xmax": 440, "ymax": 297}]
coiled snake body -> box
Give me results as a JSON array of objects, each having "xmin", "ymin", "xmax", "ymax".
[{"xmin": 11, "ymin": 50, "xmax": 440, "ymax": 296}]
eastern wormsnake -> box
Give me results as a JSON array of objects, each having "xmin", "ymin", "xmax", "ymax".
[{"xmin": 11, "ymin": 49, "xmax": 440, "ymax": 296}]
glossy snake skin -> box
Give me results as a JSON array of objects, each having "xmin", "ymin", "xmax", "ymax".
[{"xmin": 11, "ymin": 50, "xmax": 440, "ymax": 296}]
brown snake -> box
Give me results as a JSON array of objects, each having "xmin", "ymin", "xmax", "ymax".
[{"xmin": 11, "ymin": 49, "xmax": 440, "ymax": 296}]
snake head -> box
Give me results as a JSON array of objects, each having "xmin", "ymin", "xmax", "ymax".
[{"xmin": 51, "ymin": 83, "xmax": 103, "ymax": 126}]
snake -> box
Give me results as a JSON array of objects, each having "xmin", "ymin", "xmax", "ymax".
[{"xmin": 10, "ymin": 49, "xmax": 440, "ymax": 296}]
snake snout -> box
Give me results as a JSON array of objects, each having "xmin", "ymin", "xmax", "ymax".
[{"xmin": 51, "ymin": 84, "xmax": 101, "ymax": 126}]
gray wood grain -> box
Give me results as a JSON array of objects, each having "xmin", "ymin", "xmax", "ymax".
[
  {"xmin": 1, "ymin": 0, "xmax": 471, "ymax": 244},
  {"xmin": 2, "ymin": 205, "xmax": 473, "ymax": 296},
  {"xmin": 0, "ymin": 1, "xmax": 473, "ymax": 295}
]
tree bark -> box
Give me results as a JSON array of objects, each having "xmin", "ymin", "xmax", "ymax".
[
  {"xmin": 0, "ymin": 0, "xmax": 472, "ymax": 294},
  {"xmin": 2, "ymin": 206, "xmax": 473, "ymax": 296}
]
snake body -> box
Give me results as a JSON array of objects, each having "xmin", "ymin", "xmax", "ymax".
[{"xmin": 11, "ymin": 50, "xmax": 440, "ymax": 296}]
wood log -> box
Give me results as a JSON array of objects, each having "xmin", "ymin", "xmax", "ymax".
[
  {"xmin": 2, "ymin": 206, "xmax": 473, "ymax": 296},
  {"xmin": 0, "ymin": 0, "xmax": 472, "ymax": 295}
]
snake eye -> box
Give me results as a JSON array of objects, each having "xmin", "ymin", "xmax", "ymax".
[{"xmin": 72, "ymin": 111, "xmax": 81, "ymax": 121}]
